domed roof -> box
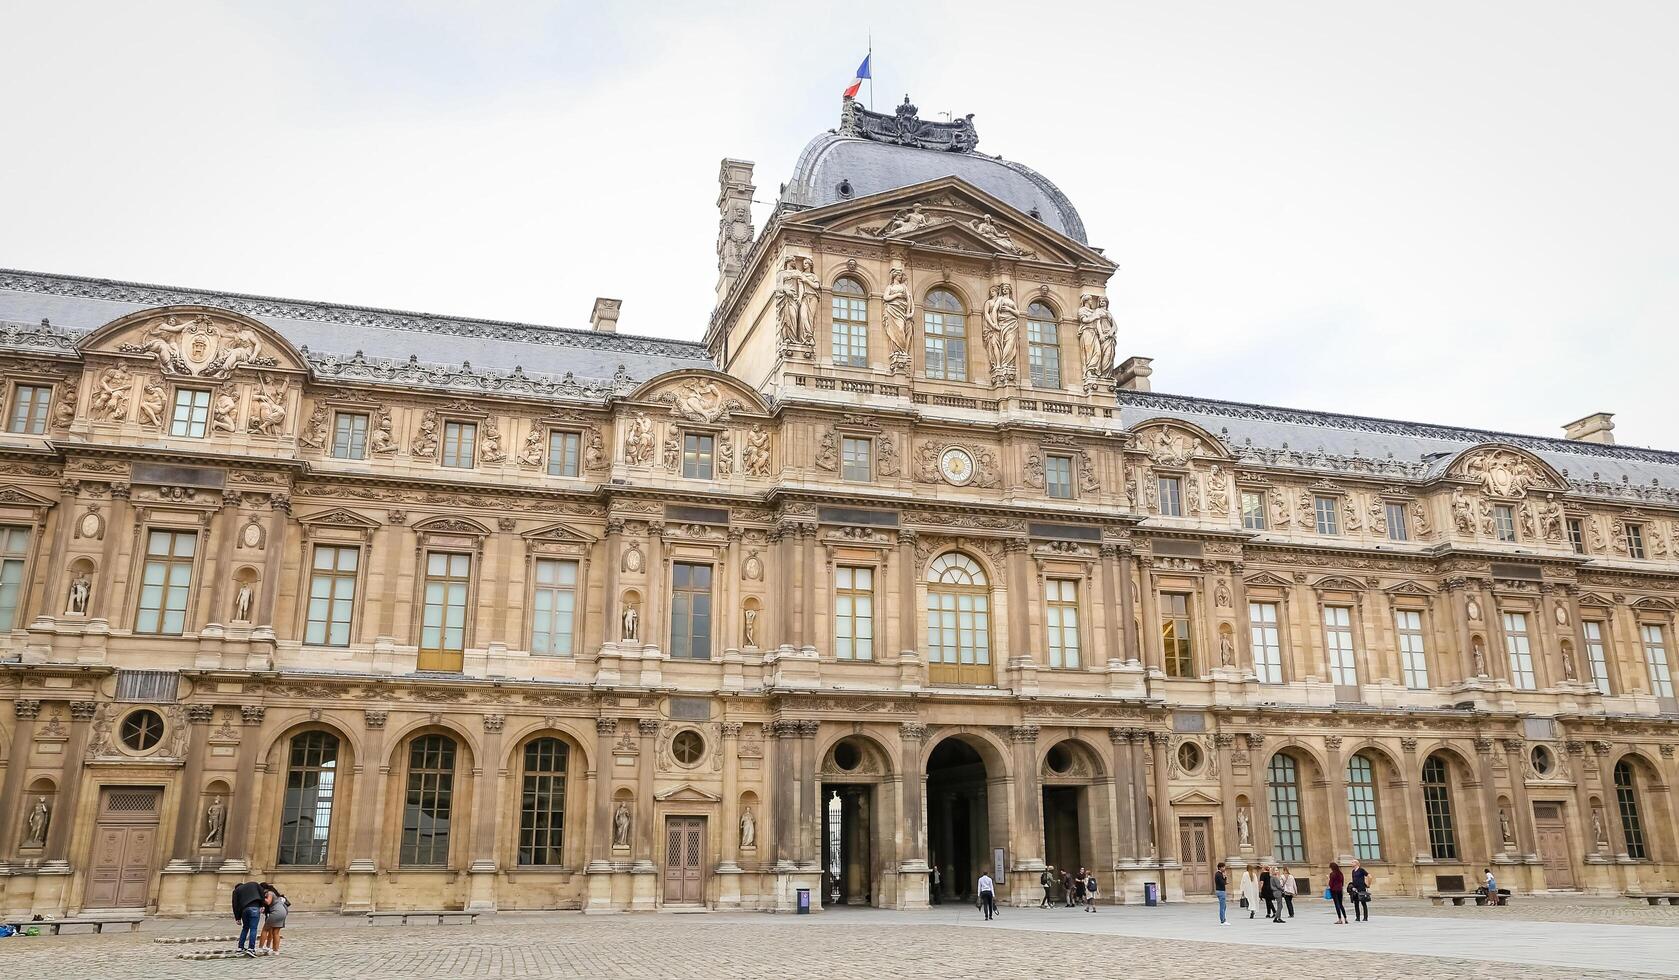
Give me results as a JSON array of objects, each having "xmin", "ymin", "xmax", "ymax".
[{"xmin": 780, "ymin": 97, "xmax": 1088, "ymax": 244}]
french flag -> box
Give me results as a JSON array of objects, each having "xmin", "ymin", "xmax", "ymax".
[{"xmin": 843, "ymin": 54, "xmax": 871, "ymax": 100}]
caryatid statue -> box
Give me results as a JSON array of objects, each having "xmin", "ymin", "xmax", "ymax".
[
  {"xmin": 613, "ymin": 801, "xmax": 632, "ymax": 847},
  {"xmin": 982, "ymin": 283, "xmax": 1019, "ymax": 385},
  {"xmin": 881, "ymin": 268, "xmax": 914, "ymax": 372},
  {"xmin": 1077, "ymin": 293, "xmax": 1117, "ymax": 381}
]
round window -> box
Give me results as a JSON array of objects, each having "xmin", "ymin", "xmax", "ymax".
[
  {"xmin": 1177, "ymin": 742, "xmax": 1204, "ymax": 773},
  {"xmin": 833, "ymin": 741, "xmax": 861, "ymax": 771},
  {"xmin": 672, "ymin": 730, "xmax": 705, "ymax": 767},
  {"xmin": 1531, "ymin": 745, "xmax": 1554, "ymax": 776},
  {"xmin": 121, "ymin": 709, "xmax": 165, "ymax": 752},
  {"xmin": 1046, "ymin": 744, "xmax": 1073, "ymax": 774}
]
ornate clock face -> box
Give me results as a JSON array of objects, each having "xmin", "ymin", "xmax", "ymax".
[{"xmin": 939, "ymin": 447, "xmax": 976, "ymax": 486}]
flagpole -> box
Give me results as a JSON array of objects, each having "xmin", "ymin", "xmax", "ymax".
[{"xmin": 867, "ymin": 33, "xmax": 874, "ymax": 112}]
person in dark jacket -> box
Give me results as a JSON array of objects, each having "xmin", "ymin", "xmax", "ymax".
[
  {"xmin": 1041, "ymin": 866, "xmax": 1056, "ymax": 908},
  {"xmin": 231, "ymin": 880, "xmax": 267, "ymax": 956},
  {"xmin": 1327, "ymin": 862, "xmax": 1348, "ymax": 924},
  {"xmin": 1258, "ymin": 866, "xmax": 1275, "ymax": 920},
  {"xmin": 1060, "ymin": 868, "xmax": 1074, "ymax": 907},
  {"xmin": 1349, "ymin": 859, "xmax": 1372, "ymax": 921},
  {"xmin": 1214, "ymin": 862, "xmax": 1229, "ymax": 924}
]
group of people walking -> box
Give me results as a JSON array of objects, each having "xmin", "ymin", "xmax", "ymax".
[
  {"xmin": 230, "ymin": 880, "xmax": 289, "ymax": 957},
  {"xmin": 1214, "ymin": 859, "xmax": 1372, "ymax": 925},
  {"xmin": 1038, "ymin": 866, "xmax": 1100, "ymax": 911}
]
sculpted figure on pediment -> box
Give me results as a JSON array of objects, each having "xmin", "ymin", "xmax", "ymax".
[
  {"xmin": 968, "ymin": 213, "xmax": 1033, "ymax": 256},
  {"xmin": 91, "ymin": 364, "xmax": 132, "ymax": 421},
  {"xmin": 872, "ymin": 204, "xmax": 935, "ymax": 238},
  {"xmin": 672, "ymin": 379, "xmax": 726, "ymax": 422},
  {"xmin": 1460, "ymin": 448, "xmax": 1540, "ymax": 499},
  {"xmin": 982, "ymin": 283, "xmax": 1019, "ymax": 385},
  {"xmin": 881, "ymin": 268, "xmax": 915, "ymax": 373},
  {"xmin": 124, "ymin": 314, "xmax": 266, "ymax": 378},
  {"xmin": 1145, "ymin": 427, "xmax": 1200, "ymax": 467}
]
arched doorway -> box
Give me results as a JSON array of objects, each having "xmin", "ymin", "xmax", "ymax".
[
  {"xmin": 1040, "ymin": 739, "xmax": 1102, "ymax": 889},
  {"xmin": 818, "ymin": 735, "xmax": 893, "ymax": 907},
  {"xmin": 926, "ymin": 735, "xmax": 1003, "ymax": 903}
]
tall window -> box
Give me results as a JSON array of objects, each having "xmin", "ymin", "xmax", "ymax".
[
  {"xmin": 1385, "ymin": 503, "xmax": 1409, "ymax": 541},
  {"xmin": 840, "ymin": 436, "xmax": 872, "ymax": 482},
  {"xmin": 1026, "ymin": 302, "xmax": 1061, "ymax": 388},
  {"xmin": 135, "ymin": 528, "xmax": 197, "ymax": 635},
  {"xmin": 531, "ymin": 558, "xmax": 578, "ymax": 656},
  {"xmin": 1324, "ymin": 605, "xmax": 1358, "ymax": 687},
  {"xmin": 1615, "ymin": 761, "xmax": 1647, "ymax": 859},
  {"xmin": 830, "ymin": 277, "xmax": 869, "ymax": 367},
  {"xmin": 7, "ymin": 384, "xmax": 51, "ymax": 434},
  {"xmin": 332, "ymin": 412, "xmax": 369, "ymax": 459},
  {"xmin": 834, "ymin": 565, "xmax": 874, "ymax": 661},
  {"xmin": 1626, "ymin": 523, "xmax": 1646, "ymax": 559},
  {"xmin": 1158, "ymin": 477, "xmax": 1183, "ymax": 517},
  {"xmin": 1395, "ymin": 609, "xmax": 1429, "ymax": 689},
  {"xmin": 682, "ymin": 433, "xmax": 715, "ymax": 479},
  {"xmin": 548, "ymin": 430, "xmax": 580, "ymax": 477},
  {"xmin": 1161, "ymin": 592, "xmax": 1194, "ymax": 677},
  {"xmin": 420, "ymin": 552, "xmax": 471, "ymax": 667},
  {"xmin": 0, "ymin": 525, "xmax": 29, "ymax": 632},
  {"xmin": 925, "ymin": 553, "xmax": 991, "ymax": 681},
  {"xmin": 1248, "ymin": 600, "xmax": 1282, "ymax": 683},
  {"xmin": 1266, "ymin": 754, "xmax": 1305, "ymax": 863},
  {"xmin": 1584, "ymin": 620, "xmax": 1612, "ymax": 694},
  {"xmin": 1493, "ymin": 504, "xmax": 1517, "ymax": 543},
  {"xmin": 1421, "ymin": 755, "xmax": 1458, "ymax": 859},
  {"xmin": 669, "ymin": 562, "xmax": 713, "ymax": 660},
  {"xmin": 1045, "ymin": 455, "xmax": 1074, "ymax": 499},
  {"xmin": 1345, "ymin": 754, "xmax": 1381, "ymax": 860},
  {"xmin": 1567, "ymin": 519, "xmax": 1585, "ymax": 553},
  {"xmin": 276, "ymin": 731, "xmax": 338, "ymax": 866},
  {"xmin": 518, "ymin": 738, "xmax": 569, "ymax": 866},
  {"xmin": 1314, "ymin": 496, "xmax": 1340, "ymax": 535},
  {"xmin": 441, "ymin": 420, "xmax": 476, "ymax": 468},
  {"xmin": 922, "ymin": 289, "xmax": 967, "ymax": 381},
  {"xmin": 400, "ymin": 734, "xmax": 456, "ymax": 867},
  {"xmin": 1241, "ymin": 491, "xmax": 1267, "ymax": 531},
  {"xmin": 304, "ymin": 545, "xmax": 359, "ymax": 646},
  {"xmin": 1045, "ymin": 579, "xmax": 1080, "ymax": 669},
  {"xmin": 1641, "ymin": 624, "xmax": 1674, "ymax": 698},
  {"xmin": 1503, "ymin": 612, "xmax": 1535, "ymax": 690},
  {"xmin": 170, "ymin": 388, "xmax": 211, "ymax": 438}
]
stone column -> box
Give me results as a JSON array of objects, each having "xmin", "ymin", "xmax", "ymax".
[
  {"xmin": 898, "ymin": 723, "xmax": 928, "ymax": 873},
  {"xmin": 634, "ymin": 719, "xmax": 658, "ymax": 865},
  {"xmin": 1005, "ymin": 540, "xmax": 1031, "ymax": 668},
  {"xmin": 1138, "ymin": 559, "xmax": 1161, "ymax": 671},
  {"xmin": 42, "ymin": 700, "xmax": 97, "ymax": 864},
  {"xmin": 723, "ymin": 531, "xmax": 742, "ymax": 651},
  {"xmin": 1150, "ymin": 732, "xmax": 1178, "ymax": 866},
  {"xmin": 1563, "ymin": 741, "xmax": 1602, "ymax": 860},
  {"xmin": 771, "ymin": 720, "xmax": 798, "ymax": 869},
  {"xmin": 603, "ymin": 520, "xmax": 622, "ymax": 643},
  {"xmin": 1214, "ymin": 732, "xmax": 1240, "ymax": 858},
  {"xmin": 1245, "ymin": 733, "xmax": 1272, "ymax": 860},
  {"xmin": 37, "ymin": 484, "xmax": 76, "ymax": 622},
  {"xmin": 166, "ymin": 704, "xmax": 217, "ymax": 864},
  {"xmin": 466, "ymin": 714, "xmax": 504, "ymax": 910},
  {"xmin": 898, "ymin": 530, "xmax": 918, "ymax": 673},
  {"xmin": 719, "ymin": 723, "xmax": 743, "ymax": 868},
  {"xmin": 1400, "ymin": 737, "xmax": 1432, "ymax": 862},
  {"xmin": 1010, "ymin": 725, "xmax": 1043, "ymax": 873},
  {"xmin": 646, "ymin": 523, "xmax": 666, "ymax": 649},
  {"xmin": 776, "ymin": 527, "xmax": 797, "ymax": 649},
  {"xmin": 1230, "ymin": 569, "xmax": 1254, "ymax": 673},
  {"xmin": 88, "ymin": 483, "xmax": 130, "ymax": 621},
  {"xmin": 1130, "ymin": 731, "xmax": 1153, "ymax": 859},
  {"xmin": 1109, "ymin": 728, "xmax": 1138, "ymax": 862},
  {"xmin": 1322, "ymin": 735, "xmax": 1351, "ymax": 861},
  {"xmin": 798, "ymin": 720, "xmax": 821, "ymax": 867},
  {"xmin": 342, "ymin": 709, "xmax": 387, "ymax": 912},
  {"xmin": 1117, "ymin": 551, "xmax": 1140, "ymax": 664},
  {"xmin": 0, "ymin": 699, "xmax": 41, "ymax": 860},
  {"xmin": 256, "ymin": 495, "xmax": 289, "ymax": 626},
  {"xmin": 587, "ymin": 718, "xmax": 617, "ymax": 870},
  {"xmin": 1503, "ymin": 738, "xmax": 1539, "ymax": 860},
  {"xmin": 800, "ymin": 528, "xmax": 817, "ymax": 651},
  {"xmin": 218, "ymin": 705, "xmax": 266, "ymax": 871},
  {"xmin": 1473, "ymin": 737, "xmax": 1508, "ymax": 858},
  {"xmin": 203, "ymin": 491, "xmax": 241, "ymax": 627}
]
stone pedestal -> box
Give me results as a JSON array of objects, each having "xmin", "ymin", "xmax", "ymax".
[
  {"xmin": 582, "ymin": 865, "xmax": 620, "ymax": 914},
  {"xmin": 629, "ymin": 866, "xmax": 658, "ymax": 911},
  {"xmin": 465, "ymin": 860, "xmax": 498, "ymax": 911},
  {"xmin": 342, "ymin": 859, "xmax": 377, "ymax": 913},
  {"xmin": 895, "ymin": 861, "xmax": 930, "ymax": 910}
]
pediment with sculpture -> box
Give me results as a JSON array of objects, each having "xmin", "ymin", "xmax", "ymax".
[
  {"xmin": 1127, "ymin": 419, "xmax": 1231, "ymax": 467},
  {"xmin": 630, "ymin": 370, "xmax": 769, "ymax": 423},
  {"xmin": 79, "ymin": 307, "xmax": 304, "ymax": 379},
  {"xmin": 1447, "ymin": 445, "xmax": 1566, "ymax": 499}
]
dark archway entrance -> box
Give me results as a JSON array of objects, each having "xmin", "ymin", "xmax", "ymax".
[
  {"xmin": 927, "ymin": 738, "xmax": 991, "ymax": 904},
  {"xmin": 820, "ymin": 784, "xmax": 873, "ymax": 905},
  {"xmin": 1043, "ymin": 786, "xmax": 1084, "ymax": 884}
]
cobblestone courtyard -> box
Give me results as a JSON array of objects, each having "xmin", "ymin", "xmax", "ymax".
[{"xmin": 3, "ymin": 900, "xmax": 1678, "ymax": 979}]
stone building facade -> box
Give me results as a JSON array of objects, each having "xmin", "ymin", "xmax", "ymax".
[{"xmin": 0, "ymin": 98, "xmax": 1676, "ymax": 917}]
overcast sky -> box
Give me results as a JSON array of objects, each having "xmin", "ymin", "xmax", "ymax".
[{"xmin": 4, "ymin": 1, "xmax": 1675, "ymax": 447}]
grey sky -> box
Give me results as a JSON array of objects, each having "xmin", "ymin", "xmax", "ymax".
[{"xmin": 4, "ymin": 1, "xmax": 1675, "ymax": 447}]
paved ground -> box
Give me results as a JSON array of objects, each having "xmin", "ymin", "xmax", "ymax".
[{"xmin": 2, "ymin": 899, "xmax": 1676, "ymax": 979}]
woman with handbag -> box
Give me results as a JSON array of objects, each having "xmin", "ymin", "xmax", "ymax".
[
  {"xmin": 1239, "ymin": 865, "xmax": 1260, "ymax": 919},
  {"xmin": 1327, "ymin": 861, "xmax": 1348, "ymax": 924},
  {"xmin": 1349, "ymin": 859, "xmax": 1372, "ymax": 921},
  {"xmin": 1278, "ymin": 867, "xmax": 1297, "ymax": 918}
]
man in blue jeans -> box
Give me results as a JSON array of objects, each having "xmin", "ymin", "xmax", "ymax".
[
  {"xmin": 1214, "ymin": 862, "xmax": 1229, "ymax": 924},
  {"xmin": 231, "ymin": 880, "xmax": 266, "ymax": 957}
]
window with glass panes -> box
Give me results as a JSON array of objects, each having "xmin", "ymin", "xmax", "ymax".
[
  {"xmin": 1026, "ymin": 302, "xmax": 1061, "ymax": 388},
  {"xmin": 925, "ymin": 553, "xmax": 991, "ymax": 676},
  {"xmin": 922, "ymin": 289, "xmax": 967, "ymax": 381},
  {"xmin": 1324, "ymin": 605, "xmax": 1358, "ymax": 686},
  {"xmin": 7, "ymin": 384, "xmax": 51, "ymax": 434},
  {"xmin": 1241, "ymin": 491, "xmax": 1266, "ymax": 530},
  {"xmin": 400, "ymin": 734, "xmax": 456, "ymax": 866},
  {"xmin": 304, "ymin": 545, "xmax": 359, "ymax": 646},
  {"xmin": 531, "ymin": 559, "xmax": 578, "ymax": 656},
  {"xmin": 518, "ymin": 737, "xmax": 568, "ymax": 866},
  {"xmin": 332, "ymin": 412, "xmax": 369, "ymax": 459},
  {"xmin": 1395, "ymin": 609, "xmax": 1429, "ymax": 688},
  {"xmin": 1158, "ymin": 477, "xmax": 1182, "ymax": 517},
  {"xmin": 830, "ymin": 277, "xmax": 868, "ymax": 367},
  {"xmin": 1045, "ymin": 455, "xmax": 1074, "ymax": 499},
  {"xmin": 420, "ymin": 552, "xmax": 471, "ymax": 660},
  {"xmin": 1626, "ymin": 523, "xmax": 1646, "ymax": 559},
  {"xmin": 1267, "ymin": 754, "xmax": 1305, "ymax": 863},
  {"xmin": 1161, "ymin": 592, "xmax": 1194, "ymax": 677},
  {"xmin": 276, "ymin": 731, "xmax": 338, "ymax": 866},
  {"xmin": 1641, "ymin": 624, "xmax": 1674, "ymax": 698},
  {"xmin": 1045, "ymin": 579, "xmax": 1080, "ymax": 669},
  {"xmin": 170, "ymin": 388, "xmax": 211, "ymax": 438},
  {"xmin": 669, "ymin": 562, "xmax": 713, "ymax": 660},
  {"xmin": 840, "ymin": 436, "xmax": 871, "ymax": 482},
  {"xmin": 1385, "ymin": 503, "xmax": 1408, "ymax": 541},
  {"xmin": 682, "ymin": 433, "xmax": 714, "ymax": 479},
  {"xmin": 1567, "ymin": 519, "xmax": 1585, "ymax": 553},
  {"xmin": 1493, "ymin": 505, "xmax": 1517, "ymax": 542},
  {"xmin": 1615, "ymin": 761, "xmax": 1647, "ymax": 859},
  {"xmin": 1346, "ymin": 754, "xmax": 1381, "ymax": 860},
  {"xmin": 1503, "ymin": 612, "xmax": 1536, "ymax": 689},
  {"xmin": 1314, "ymin": 496, "xmax": 1340, "ymax": 535},
  {"xmin": 1583, "ymin": 620, "xmax": 1612, "ymax": 694},
  {"xmin": 1421, "ymin": 755, "xmax": 1458, "ymax": 859},
  {"xmin": 833, "ymin": 565, "xmax": 874, "ymax": 660},
  {"xmin": 548, "ymin": 430, "xmax": 580, "ymax": 477},
  {"xmin": 441, "ymin": 421, "xmax": 476, "ymax": 468},
  {"xmin": 0, "ymin": 525, "xmax": 30, "ymax": 632},
  {"xmin": 1248, "ymin": 601, "xmax": 1282, "ymax": 683},
  {"xmin": 135, "ymin": 529, "xmax": 196, "ymax": 635}
]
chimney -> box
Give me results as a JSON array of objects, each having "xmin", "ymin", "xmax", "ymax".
[
  {"xmin": 590, "ymin": 298, "xmax": 621, "ymax": 333},
  {"xmin": 1562, "ymin": 412, "xmax": 1615, "ymax": 445},
  {"xmin": 715, "ymin": 158, "xmax": 757, "ymax": 301},
  {"xmin": 1116, "ymin": 356, "xmax": 1154, "ymax": 391}
]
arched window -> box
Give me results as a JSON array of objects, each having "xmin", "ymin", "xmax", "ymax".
[
  {"xmin": 1421, "ymin": 754, "xmax": 1457, "ymax": 859},
  {"xmin": 1615, "ymin": 760, "xmax": 1647, "ymax": 859},
  {"xmin": 830, "ymin": 277, "xmax": 868, "ymax": 368},
  {"xmin": 1345, "ymin": 754, "xmax": 1381, "ymax": 861},
  {"xmin": 401, "ymin": 734, "xmax": 457, "ymax": 867},
  {"xmin": 1266, "ymin": 754, "xmax": 1305, "ymax": 863},
  {"xmin": 277, "ymin": 731, "xmax": 338, "ymax": 866},
  {"xmin": 926, "ymin": 553, "xmax": 990, "ymax": 684},
  {"xmin": 1025, "ymin": 301, "xmax": 1061, "ymax": 389},
  {"xmin": 519, "ymin": 737, "xmax": 570, "ymax": 866},
  {"xmin": 922, "ymin": 289, "xmax": 967, "ymax": 381}
]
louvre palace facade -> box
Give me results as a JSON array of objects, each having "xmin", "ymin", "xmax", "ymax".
[{"xmin": 1, "ymin": 97, "xmax": 1677, "ymax": 918}]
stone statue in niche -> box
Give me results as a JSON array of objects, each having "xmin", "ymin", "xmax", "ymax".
[
  {"xmin": 623, "ymin": 413, "xmax": 655, "ymax": 465},
  {"xmin": 1592, "ymin": 807, "xmax": 1607, "ymax": 845},
  {"xmin": 202, "ymin": 796, "xmax": 227, "ymax": 846},
  {"xmin": 91, "ymin": 364, "xmax": 133, "ymax": 421},
  {"xmin": 23, "ymin": 796, "xmax": 49, "ymax": 847},
  {"xmin": 1561, "ymin": 642, "xmax": 1577, "ymax": 680},
  {"xmin": 1219, "ymin": 629, "xmax": 1235, "ymax": 667},
  {"xmin": 881, "ymin": 268, "xmax": 914, "ymax": 373},
  {"xmin": 1236, "ymin": 806, "xmax": 1251, "ymax": 848},
  {"xmin": 742, "ymin": 425, "xmax": 772, "ymax": 477},
  {"xmin": 479, "ymin": 423, "xmax": 506, "ymax": 463},
  {"xmin": 772, "ymin": 256, "xmax": 821, "ymax": 347},
  {"xmin": 369, "ymin": 410, "xmax": 399, "ymax": 454},
  {"xmin": 1472, "ymin": 635, "xmax": 1487, "ymax": 676},
  {"xmin": 137, "ymin": 378, "xmax": 166, "ymax": 428},
  {"xmin": 1499, "ymin": 807, "xmax": 1514, "ymax": 845},
  {"xmin": 740, "ymin": 806, "xmax": 756, "ymax": 848},
  {"xmin": 1077, "ymin": 293, "xmax": 1116, "ymax": 380},
  {"xmin": 613, "ymin": 801, "xmax": 632, "ymax": 847},
  {"xmin": 743, "ymin": 607, "xmax": 758, "ymax": 647},
  {"xmin": 982, "ymin": 283, "xmax": 1019, "ymax": 385},
  {"xmin": 67, "ymin": 572, "xmax": 91, "ymax": 615},
  {"xmin": 621, "ymin": 604, "xmax": 640, "ymax": 643},
  {"xmin": 246, "ymin": 374, "xmax": 288, "ymax": 436},
  {"xmin": 212, "ymin": 386, "xmax": 239, "ymax": 433},
  {"xmin": 234, "ymin": 582, "xmax": 254, "ymax": 622}
]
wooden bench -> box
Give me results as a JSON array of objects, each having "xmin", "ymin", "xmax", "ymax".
[
  {"xmin": 11, "ymin": 916, "xmax": 144, "ymax": 935},
  {"xmin": 1429, "ymin": 890, "xmax": 1511, "ymax": 907},
  {"xmin": 367, "ymin": 910, "xmax": 480, "ymax": 926},
  {"xmin": 1631, "ymin": 893, "xmax": 1679, "ymax": 906}
]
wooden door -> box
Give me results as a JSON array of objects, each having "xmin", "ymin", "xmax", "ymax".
[
  {"xmin": 1178, "ymin": 817, "xmax": 1213, "ymax": 894},
  {"xmin": 663, "ymin": 816, "xmax": 705, "ymax": 905},
  {"xmin": 86, "ymin": 788, "xmax": 162, "ymax": 908},
  {"xmin": 1532, "ymin": 802, "xmax": 1576, "ymax": 889}
]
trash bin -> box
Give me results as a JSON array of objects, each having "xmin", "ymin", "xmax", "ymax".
[
  {"xmin": 796, "ymin": 888, "xmax": 811, "ymax": 914},
  {"xmin": 1143, "ymin": 882, "xmax": 1159, "ymax": 907}
]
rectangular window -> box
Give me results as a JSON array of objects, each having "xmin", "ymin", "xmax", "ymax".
[
  {"xmin": 1027, "ymin": 318, "xmax": 1061, "ymax": 388},
  {"xmin": 331, "ymin": 412, "xmax": 369, "ymax": 459},
  {"xmin": 1158, "ymin": 477, "xmax": 1183, "ymax": 517},
  {"xmin": 1385, "ymin": 503, "xmax": 1409, "ymax": 542},
  {"xmin": 833, "ymin": 565, "xmax": 874, "ymax": 661},
  {"xmin": 135, "ymin": 528, "xmax": 197, "ymax": 635},
  {"xmin": 1324, "ymin": 605, "xmax": 1358, "ymax": 687},
  {"xmin": 669, "ymin": 562, "xmax": 713, "ymax": 660},
  {"xmin": 1346, "ymin": 756, "xmax": 1382, "ymax": 861},
  {"xmin": 1494, "ymin": 504, "xmax": 1517, "ymax": 543},
  {"xmin": 682, "ymin": 433, "xmax": 714, "ymax": 480},
  {"xmin": 1314, "ymin": 496, "xmax": 1340, "ymax": 535},
  {"xmin": 7, "ymin": 384, "xmax": 52, "ymax": 434},
  {"xmin": 1161, "ymin": 592, "xmax": 1194, "ymax": 677},
  {"xmin": 531, "ymin": 558, "xmax": 579, "ymax": 656},
  {"xmin": 923, "ymin": 310, "xmax": 966, "ymax": 381},
  {"xmin": 1583, "ymin": 620, "xmax": 1612, "ymax": 694},
  {"xmin": 169, "ymin": 388, "xmax": 211, "ymax": 438},
  {"xmin": 441, "ymin": 421, "xmax": 476, "ymax": 468},
  {"xmin": 1626, "ymin": 523, "xmax": 1646, "ymax": 559},
  {"xmin": 548, "ymin": 430, "xmax": 581, "ymax": 477},
  {"xmin": 304, "ymin": 545, "xmax": 359, "ymax": 646},
  {"xmin": 420, "ymin": 552, "xmax": 471, "ymax": 658},
  {"xmin": 1248, "ymin": 600, "xmax": 1282, "ymax": 683},
  {"xmin": 1567, "ymin": 519, "xmax": 1585, "ymax": 553},
  {"xmin": 1395, "ymin": 609, "xmax": 1429, "ymax": 689},
  {"xmin": 831, "ymin": 288, "xmax": 869, "ymax": 367},
  {"xmin": 400, "ymin": 735, "xmax": 455, "ymax": 867},
  {"xmin": 1641, "ymin": 624, "xmax": 1674, "ymax": 698},
  {"xmin": 1045, "ymin": 455, "xmax": 1074, "ymax": 500},
  {"xmin": 1422, "ymin": 759, "xmax": 1458, "ymax": 860},
  {"xmin": 1503, "ymin": 611, "xmax": 1535, "ymax": 690},
  {"xmin": 0, "ymin": 525, "xmax": 30, "ymax": 632},
  {"xmin": 840, "ymin": 436, "xmax": 872, "ymax": 483},
  {"xmin": 1241, "ymin": 491, "xmax": 1267, "ymax": 531},
  {"xmin": 276, "ymin": 731, "xmax": 338, "ymax": 866},
  {"xmin": 1045, "ymin": 579, "xmax": 1081, "ymax": 669}
]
